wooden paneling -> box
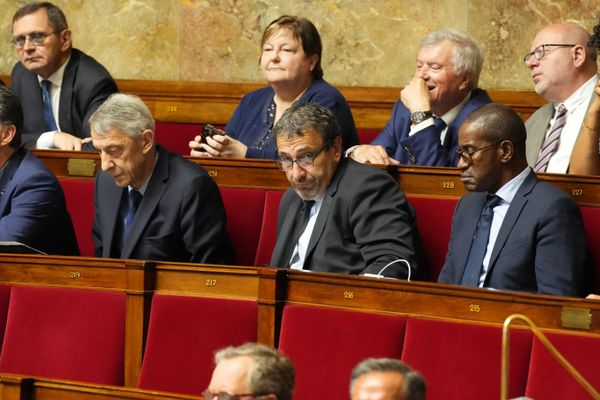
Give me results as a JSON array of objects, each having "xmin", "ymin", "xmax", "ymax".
[{"xmin": 0, "ymin": 75, "xmax": 545, "ymax": 130}]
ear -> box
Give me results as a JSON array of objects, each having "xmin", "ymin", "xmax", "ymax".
[
  {"xmin": 571, "ymin": 44, "xmax": 586, "ymax": 68},
  {"xmin": 141, "ymin": 129, "xmax": 155, "ymax": 154},
  {"xmin": 332, "ymin": 136, "xmax": 342, "ymax": 162},
  {"xmin": 307, "ymin": 53, "xmax": 319, "ymax": 72},
  {"xmin": 499, "ymin": 140, "xmax": 514, "ymax": 163},
  {"xmin": 0, "ymin": 125, "xmax": 16, "ymax": 147},
  {"xmin": 60, "ymin": 29, "xmax": 72, "ymax": 52},
  {"xmin": 458, "ymin": 72, "xmax": 473, "ymax": 91}
]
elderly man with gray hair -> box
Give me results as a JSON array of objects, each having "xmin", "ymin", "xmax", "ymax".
[
  {"xmin": 350, "ymin": 358, "xmax": 426, "ymax": 400},
  {"xmin": 91, "ymin": 93, "xmax": 233, "ymax": 263},
  {"xmin": 349, "ymin": 28, "xmax": 491, "ymax": 166},
  {"xmin": 204, "ymin": 343, "xmax": 295, "ymax": 400}
]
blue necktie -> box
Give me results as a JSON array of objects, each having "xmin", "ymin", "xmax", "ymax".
[
  {"xmin": 461, "ymin": 195, "xmax": 502, "ymax": 287},
  {"xmin": 41, "ymin": 80, "xmax": 58, "ymax": 131},
  {"xmin": 124, "ymin": 190, "xmax": 142, "ymax": 240},
  {"xmin": 434, "ymin": 117, "xmax": 446, "ymax": 131}
]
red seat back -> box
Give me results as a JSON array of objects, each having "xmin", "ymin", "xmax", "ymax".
[
  {"xmin": 579, "ymin": 207, "xmax": 600, "ymax": 293},
  {"xmin": 407, "ymin": 196, "xmax": 457, "ymax": 280},
  {"xmin": 138, "ymin": 294, "xmax": 258, "ymax": 395},
  {"xmin": 254, "ymin": 190, "xmax": 285, "ymax": 266},
  {"xmin": 402, "ymin": 318, "xmax": 532, "ymax": 400},
  {"xmin": 59, "ymin": 178, "xmax": 95, "ymax": 257},
  {"xmin": 357, "ymin": 129, "xmax": 380, "ymax": 144},
  {"xmin": 0, "ymin": 286, "xmax": 11, "ymax": 352},
  {"xmin": 0, "ymin": 285, "xmax": 126, "ymax": 385},
  {"xmin": 155, "ymin": 122, "xmax": 203, "ymax": 155},
  {"xmin": 278, "ymin": 305, "xmax": 407, "ymax": 400},
  {"xmin": 525, "ymin": 331, "xmax": 600, "ymax": 399},
  {"xmin": 219, "ymin": 187, "xmax": 266, "ymax": 266}
]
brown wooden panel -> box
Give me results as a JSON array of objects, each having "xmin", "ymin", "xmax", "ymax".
[{"xmin": 283, "ymin": 270, "xmax": 600, "ymax": 334}]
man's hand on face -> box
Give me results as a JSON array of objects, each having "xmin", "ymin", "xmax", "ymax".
[{"xmin": 401, "ymin": 75, "xmax": 432, "ymax": 114}]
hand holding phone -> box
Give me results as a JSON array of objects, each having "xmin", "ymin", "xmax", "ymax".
[{"xmin": 200, "ymin": 124, "xmax": 225, "ymax": 145}]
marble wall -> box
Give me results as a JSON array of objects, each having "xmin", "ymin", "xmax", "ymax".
[{"xmin": 0, "ymin": 0, "xmax": 598, "ymax": 90}]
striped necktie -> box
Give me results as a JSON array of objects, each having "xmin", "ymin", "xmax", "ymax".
[
  {"xmin": 534, "ymin": 104, "xmax": 567, "ymax": 173},
  {"xmin": 41, "ymin": 80, "xmax": 58, "ymax": 131}
]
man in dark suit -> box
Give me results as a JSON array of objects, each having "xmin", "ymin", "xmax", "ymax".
[
  {"xmin": 348, "ymin": 29, "xmax": 491, "ymax": 166},
  {"xmin": 10, "ymin": 2, "xmax": 117, "ymax": 150},
  {"xmin": 438, "ymin": 103, "xmax": 586, "ymax": 296},
  {"xmin": 91, "ymin": 94, "xmax": 234, "ymax": 263},
  {"xmin": 270, "ymin": 103, "xmax": 420, "ymax": 279},
  {"xmin": 0, "ymin": 85, "xmax": 78, "ymax": 255}
]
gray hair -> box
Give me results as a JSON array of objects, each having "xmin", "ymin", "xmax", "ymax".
[
  {"xmin": 274, "ymin": 103, "xmax": 340, "ymax": 150},
  {"xmin": 214, "ymin": 343, "xmax": 295, "ymax": 400},
  {"xmin": 420, "ymin": 29, "xmax": 484, "ymax": 89},
  {"xmin": 350, "ymin": 358, "xmax": 426, "ymax": 400},
  {"xmin": 89, "ymin": 93, "xmax": 155, "ymax": 138}
]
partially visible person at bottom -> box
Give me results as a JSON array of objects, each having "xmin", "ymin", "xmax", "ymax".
[
  {"xmin": 91, "ymin": 93, "xmax": 234, "ymax": 263},
  {"xmin": 438, "ymin": 103, "xmax": 586, "ymax": 296},
  {"xmin": 203, "ymin": 343, "xmax": 295, "ymax": 400},
  {"xmin": 350, "ymin": 358, "xmax": 426, "ymax": 400},
  {"xmin": 270, "ymin": 103, "xmax": 420, "ymax": 278},
  {"xmin": 0, "ymin": 85, "xmax": 78, "ymax": 255},
  {"xmin": 189, "ymin": 15, "xmax": 358, "ymax": 160}
]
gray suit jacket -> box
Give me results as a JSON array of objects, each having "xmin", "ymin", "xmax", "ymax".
[
  {"xmin": 438, "ymin": 170, "xmax": 586, "ymax": 296},
  {"xmin": 525, "ymin": 77, "xmax": 597, "ymax": 168},
  {"xmin": 270, "ymin": 158, "xmax": 420, "ymax": 279}
]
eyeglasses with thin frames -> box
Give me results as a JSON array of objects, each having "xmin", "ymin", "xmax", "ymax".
[
  {"xmin": 456, "ymin": 142, "xmax": 500, "ymax": 163},
  {"xmin": 201, "ymin": 390, "xmax": 270, "ymax": 400},
  {"xmin": 275, "ymin": 143, "xmax": 328, "ymax": 171},
  {"xmin": 523, "ymin": 43, "xmax": 576, "ymax": 64},
  {"xmin": 10, "ymin": 31, "xmax": 60, "ymax": 49}
]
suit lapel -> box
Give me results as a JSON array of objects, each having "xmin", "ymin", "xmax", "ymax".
[
  {"xmin": 121, "ymin": 148, "xmax": 168, "ymax": 258},
  {"xmin": 58, "ymin": 53, "xmax": 78, "ymax": 132},
  {"xmin": 271, "ymin": 195, "xmax": 303, "ymax": 267},
  {"xmin": 0, "ymin": 149, "xmax": 26, "ymax": 216},
  {"xmin": 526, "ymin": 104, "xmax": 553, "ymax": 165},
  {"xmin": 102, "ymin": 180, "xmax": 125, "ymax": 257},
  {"xmin": 455, "ymin": 194, "xmax": 487, "ymax": 276},
  {"xmin": 486, "ymin": 172, "xmax": 536, "ymax": 273}
]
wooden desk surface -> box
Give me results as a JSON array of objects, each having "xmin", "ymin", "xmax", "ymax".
[{"xmin": 33, "ymin": 149, "xmax": 600, "ymax": 206}]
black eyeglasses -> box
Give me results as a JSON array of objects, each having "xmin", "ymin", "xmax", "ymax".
[
  {"xmin": 202, "ymin": 390, "xmax": 269, "ymax": 400},
  {"xmin": 523, "ymin": 43, "xmax": 576, "ymax": 64},
  {"xmin": 10, "ymin": 31, "xmax": 60, "ymax": 49},
  {"xmin": 275, "ymin": 144, "xmax": 328, "ymax": 171},
  {"xmin": 456, "ymin": 142, "xmax": 499, "ymax": 163}
]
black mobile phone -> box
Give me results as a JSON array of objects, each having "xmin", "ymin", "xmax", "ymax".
[{"xmin": 200, "ymin": 124, "xmax": 224, "ymax": 144}]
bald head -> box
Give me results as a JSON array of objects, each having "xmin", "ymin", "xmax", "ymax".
[{"xmin": 527, "ymin": 23, "xmax": 597, "ymax": 103}]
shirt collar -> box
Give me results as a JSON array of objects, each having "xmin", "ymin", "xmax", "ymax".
[
  {"xmin": 494, "ymin": 167, "xmax": 531, "ymax": 205},
  {"xmin": 37, "ymin": 54, "xmax": 70, "ymax": 87},
  {"xmin": 559, "ymin": 74, "xmax": 599, "ymax": 112},
  {"xmin": 128, "ymin": 150, "xmax": 159, "ymax": 196}
]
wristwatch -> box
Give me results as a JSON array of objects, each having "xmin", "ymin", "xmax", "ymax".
[{"xmin": 410, "ymin": 110, "xmax": 434, "ymax": 125}]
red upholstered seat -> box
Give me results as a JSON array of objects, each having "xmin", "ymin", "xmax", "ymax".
[
  {"xmin": 401, "ymin": 318, "xmax": 532, "ymax": 400},
  {"xmin": 357, "ymin": 129, "xmax": 381, "ymax": 144},
  {"xmin": 525, "ymin": 331, "xmax": 600, "ymax": 399},
  {"xmin": 254, "ymin": 190, "xmax": 285, "ymax": 266},
  {"xmin": 406, "ymin": 196, "xmax": 457, "ymax": 281},
  {"xmin": 219, "ymin": 187, "xmax": 266, "ymax": 266},
  {"xmin": 155, "ymin": 122, "xmax": 204, "ymax": 155},
  {"xmin": 59, "ymin": 178, "xmax": 95, "ymax": 257},
  {"xmin": 0, "ymin": 285, "xmax": 126, "ymax": 385},
  {"xmin": 278, "ymin": 305, "xmax": 407, "ymax": 400},
  {"xmin": 138, "ymin": 294, "xmax": 258, "ymax": 396},
  {"xmin": 0, "ymin": 285, "xmax": 11, "ymax": 352},
  {"xmin": 579, "ymin": 207, "xmax": 600, "ymax": 293}
]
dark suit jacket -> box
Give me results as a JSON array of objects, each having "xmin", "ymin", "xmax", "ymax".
[
  {"xmin": 11, "ymin": 48, "xmax": 118, "ymax": 148},
  {"xmin": 372, "ymin": 89, "xmax": 491, "ymax": 166},
  {"xmin": 0, "ymin": 148, "xmax": 78, "ymax": 255},
  {"xmin": 93, "ymin": 146, "xmax": 234, "ymax": 264},
  {"xmin": 438, "ymin": 171, "xmax": 586, "ymax": 296},
  {"xmin": 271, "ymin": 158, "xmax": 420, "ymax": 278}
]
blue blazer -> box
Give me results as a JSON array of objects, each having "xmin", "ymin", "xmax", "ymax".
[
  {"xmin": 0, "ymin": 148, "xmax": 78, "ymax": 255},
  {"xmin": 372, "ymin": 89, "xmax": 491, "ymax": 166},
  {"xmin": 226, "ymin": 78, "xmax": 359, "ymax": 159},
  {"xmin": 438, "ymin": 171, "xmax": 586, "ymax": 296},
  {"xmin": 11, "ymin": 48, "xmax": 118, "ymax": 148}
]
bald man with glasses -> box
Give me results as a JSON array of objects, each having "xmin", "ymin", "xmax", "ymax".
[
  {"xmin": 524, "ymin": 23, "xmax": 598, "ymax": 174},
  {"xmin": 10, "ymin": 1, "xmax": 117, "ymax": 150}
]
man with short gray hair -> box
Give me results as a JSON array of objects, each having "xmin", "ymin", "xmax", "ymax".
[
  {"xmin": 91, "ymin": 93, "xmax": 233, "ymax": 263},
  {"xmin": 350, "ymin": 358, "xmax": 426, "ymax": 400},
  {"xmin": 204, "ymin": 343, "xmax": 295, "ymax": 400},
  {"xmin": 349, "ymin": 28, "xmax": 491, "ymax": 166}
]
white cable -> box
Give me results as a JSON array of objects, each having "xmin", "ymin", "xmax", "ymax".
[{"xmin": 361, "ymin": 259, "xmax": 411, "ymax": 281}]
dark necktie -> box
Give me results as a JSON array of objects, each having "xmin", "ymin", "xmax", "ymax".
[
  {"xmin": 534, "ymin": 104, "xmax": 567, "ymax": 172},
  {"xmin": 124, "ymin": 190, "xmax": 143, "ymax": 240},
  {"xmin": 287, "ymin": 200, "xmax": 315, "ymax": 267},
  {"xmin": 41, "ymin": 80, "xmax": 58, "ymax": 131},
  {"xmin": 434, "ymin": 116, "xmax": 447, "ymax": 131},
  {"xmin": 461, "ymin": 195, "xmax": 502, "ymax": 287}
]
